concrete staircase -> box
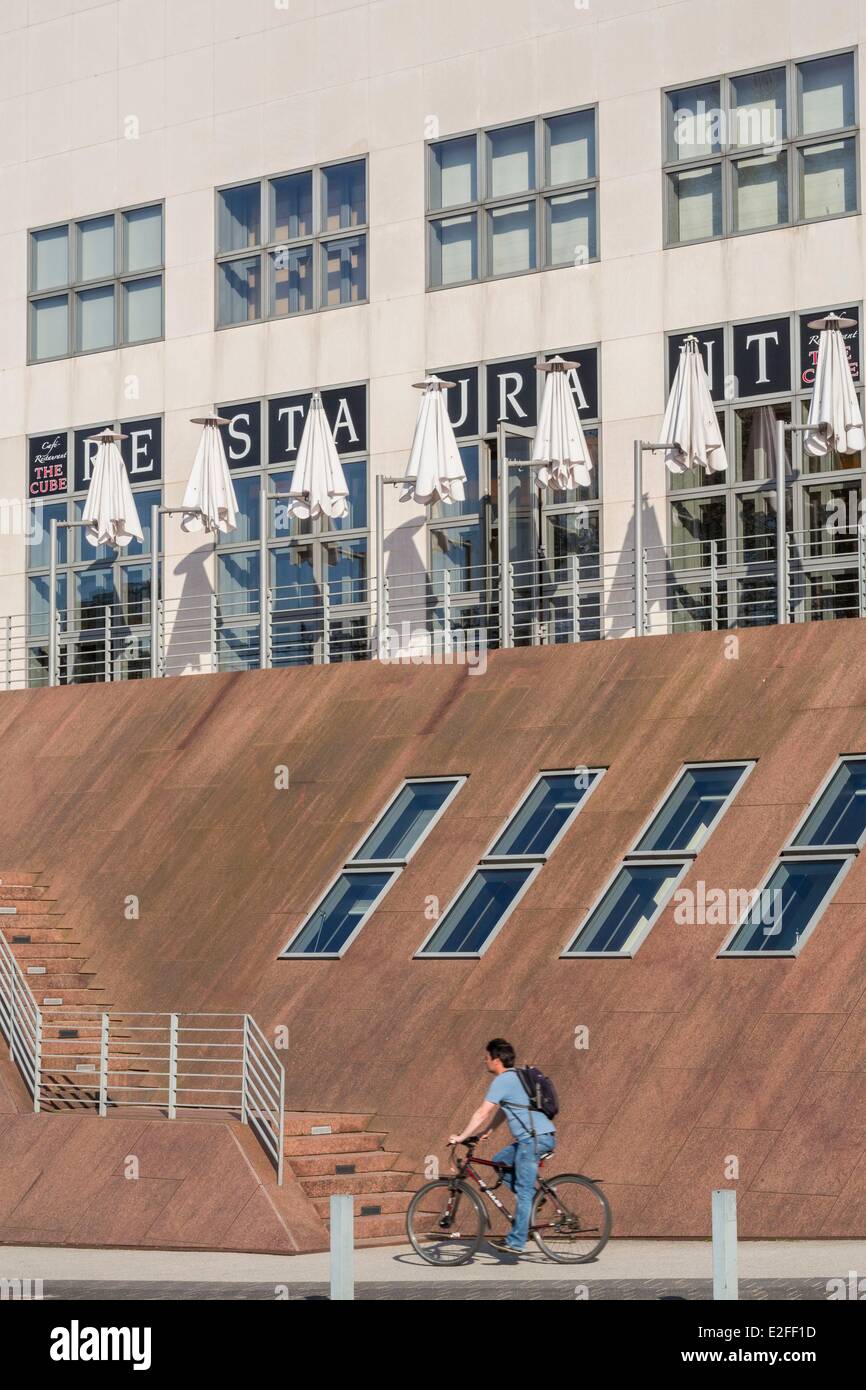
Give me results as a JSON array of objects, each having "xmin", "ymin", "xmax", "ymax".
[{"xmin": 285, "ymin": 1111, "xmax": 420, "ymax": 1242}]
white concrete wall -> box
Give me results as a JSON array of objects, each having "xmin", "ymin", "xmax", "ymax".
[{"xmin": 1, "ymin": 0, "xmax": 865, "ymax": 623}]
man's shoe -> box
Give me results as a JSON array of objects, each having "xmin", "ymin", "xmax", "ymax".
[{"xmin": 488, "ymin": 1236, "xmax": 525, "ymax": 1254}]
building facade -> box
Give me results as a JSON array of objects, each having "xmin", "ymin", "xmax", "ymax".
[{"xmin": 1, "ymin": 0, "xmax": 865, "ymax": 683}]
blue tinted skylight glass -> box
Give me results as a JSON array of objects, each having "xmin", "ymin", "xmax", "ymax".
[
  {"xmin": 723, "ymin": 858, "xmax": 844, "ymax": 953},
  {"xmin": 491, "ymin": 771, "xmax": 598, "ymax": 857},
  {"xmin": 353, "ymin": 780, "xmax": 460, "ymax": 862},
  {"xmin": 635, "ymin": 764, "xmax": 747, "ymax": 853},
  {"xmin": 420, "ymin": 867, "xmax": 532, "ymax": 955},
  {"xmin": 566, "ymin": 863, "xmax": 681, "ymax": 955},
  {"xmin": 792, "ymin": 760, "xmax": 866, "ymax": 848},
  {"xmin": 284, "ymin": 870, "xmax": 393, "ymax": 955}
]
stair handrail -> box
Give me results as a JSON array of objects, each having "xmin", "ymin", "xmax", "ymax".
[{"xmin": 0, "ymin": 928, "xmax": 41, "ymax": 1110}]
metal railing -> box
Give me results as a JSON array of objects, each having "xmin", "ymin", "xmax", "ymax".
[
  {"xmin": 0, "ymin": 935, "xmax": 284, "ymax": 1183},
  {"xmin": 6, "ymin": 529, "xmax": 866, "ymax": 689}
]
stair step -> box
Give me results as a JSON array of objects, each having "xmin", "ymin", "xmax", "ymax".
[
  {"xmin": 284, "ymin": 1131, "xmax": 387, "ymax": 1157},
  {"xmin": 312, "ymin": 1189, "xmax": 416, "ymax": 1219},
  {"xmin": 3, "ymin": 941, "xmax": 82, "ymax": 958},
  {"xmin": 34, "ymin": 988, "xmax": 107, "ymax": 1005},
  {"xmin": 0, "ymin": 872, "xmax": 43, "ymax": 886},
  {"xmin": 0, "ymin": 926, "xmax": 74, "ymax": 944},
  {"xmin": 30, "ymin": 972, "xmax": 98, "ymax": 989},
  {"xmin": 348, "ymin": 1212, "xmax": 411, "ymax": 1240},
  {"xmin": 0, "ymin": 885, "xmax": 48, "ymax": 900},
  {"xmin": 299, "ymin": 1171, "xmax": 414, "ymax": 1199},
  {"xmin": 2, "ymin": 900, "xmax": 61, "ymax": 916},
  {"xmin": 291, "ymin": 1150, "xmax": 399, "ymax": 1178},
  {"xmin": 283, "ymin": 1111, "xmax": 373, "ymax": 1136}
]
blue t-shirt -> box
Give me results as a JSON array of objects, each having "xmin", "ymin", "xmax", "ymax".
[{"xmin": 485, "ymin": 1069, "xmax": 556, "ymax": 1141}]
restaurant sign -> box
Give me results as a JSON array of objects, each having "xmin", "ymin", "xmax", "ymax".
[
  {"xmin": 431, "ymin": 349, "xmax": 600, "ymax": 439},
  {"xmin": 28, "ymin": 416, "xmax": 162, "ymax": 498},
  {"xmin": 218, "ymin": 384, "xmax": 368, "ymax": 469}
]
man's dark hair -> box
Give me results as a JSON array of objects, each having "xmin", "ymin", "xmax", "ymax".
[{"xmin": 486, "ymin": 1038, "xmax": 515, "ymax": 1068}]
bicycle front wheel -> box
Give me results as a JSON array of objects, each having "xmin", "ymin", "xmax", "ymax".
[
  {"xmin": 406, "ymin": 1178, "xmax": 487, "ymax": 1266},
  {"xmin": 531, "ymin": 1174, "xmax": 611, "ymax": 1264}
]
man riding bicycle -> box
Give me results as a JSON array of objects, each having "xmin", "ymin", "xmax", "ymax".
[{"xmin": 448, "ymin": 1037, "xmax": 556, "ymax": 1254}]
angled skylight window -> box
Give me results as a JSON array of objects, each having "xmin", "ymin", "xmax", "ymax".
[
  {"xmin": 790, "ymin": 757, "xmax": 866, "ymax": 849},
  {"xmin": 634, "ymin": 762, "xmax": 750, "ymax": 854}
]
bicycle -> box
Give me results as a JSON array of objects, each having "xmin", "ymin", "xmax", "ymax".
[{"xmin": 406, "ymin": 1136, "xmax": 611, "ymax": 1265}]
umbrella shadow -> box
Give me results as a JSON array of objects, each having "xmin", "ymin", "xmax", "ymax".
[
  {"xmin": 611, "ymin": 490, "xmax": 667, "ymax": 636},
  {"xmin": 161, "ymin": 544, "xmax": 218, "ymax": 677}
]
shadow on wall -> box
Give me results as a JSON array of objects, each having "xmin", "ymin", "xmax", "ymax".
[{"xmin": 162, "ymin": 544, "xmax": 216, "ymax": 677}]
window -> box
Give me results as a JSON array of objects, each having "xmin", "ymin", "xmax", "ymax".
[
  {"xmin": 427, "ymin": 108, "xmax": 598, "ymax": 288},
  {"xmin": 722, "ymin": 755, "xmax": 865, "ymax": 955},
  {"xmin": 419, "ymin": 768, "xmax": 603, "ymax": 957},
  {"xmin": 216, "ymin": 160, "xmax": 367, "ymax": 326},
  {"xmin": 664, "ymin": 51, "xmax": 858, "ymax": 246},
  {"xmin": 28, "ymin": 205, "xmax": 164, "ymax": 361},
  {"xmin": 565, "ymin": 762, "xmax": 752, "ymax": 956},
  {"xmin": 665, "ymin": 307, "xmax": 864, "ymax": 631},
  {"xmin": 281, "ymin": 777, "xmax": 465, "ymax": 957}
]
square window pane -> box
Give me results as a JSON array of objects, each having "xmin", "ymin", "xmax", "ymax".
[
  {"xmin": 432, "ymin": 443, "xmax": 480, "ymax": 520},
  {"xmin": 667, "ymin": 82, "xmax": 721, "ymax": 161},
  {"xmin": 724, "ymin": 858, "xmax": 845, "ymax": 953},
  {"xmin": 636, "ymin": 764, "xmax": 747, "ymax": 853},
  {"xmin": 736, "ymin": 574, "xmax": 778, "ymax": 627},
  {"xmin": 799, "ymin": 138, "xmax": 857, "ymax": 220},
  {"xmin": 803, "ymin": 569, "xmax": 859, "ymax": 621},
  {"xmin": 75, "ymin": 568, "xmax": 118, "ymax": 626},
  {"xmin": 324, "ymin": 537, "xmax": 367, "ymax": 604},
  {"xmin": 794, "ymin": 760, "xmax": 866, "ymax": 847},
  {"xmin": 430, "ymin": 522, "xmax": 484, "ymax": 592},
  {"xmin": 217, "ymin": 625, "xmax": 260, "ymax": 671},
  {"xmin": 420, "ymin": 867, "xmax": 533, "ymax": 955},
  {"xmin": 123, "ymin": 205, "xmax": 163, "ymax": 272},
  {"xmin": 488, "ymin": 200, "xmax": 536, "ymax": 277},
  {"xmin": 567, "ymin": 863, "xmax": 681, "ymax": 954},
  {"xmin": 730, "ymin": 67, "xmax": 786, "ymax": 147},
  {"xmin": 217, "ymin": 183, "xmax": 261, "ymax": 253},
  {"xmin": 123, "ymin": 276, "xmax": 162, "ymax": 343},
  {"xmin": 330, "ymin": 458, "xmax": 367, "ymax": 532},
  {"xmin": 285, "ymin": 870, "xmax": 394, "ymax": 955},
  {"xmin": 732, "ymin": 150, "xmax": 789, "ymax": 231},
  {"xmin": 354, "ymin": 780, "xmax": 461, "ymax": 862},
  {"xmin": 323, "ymin": 160, "xmax": 366, "ymax": 231},
  {"xmin": 735, "ymin": 403, "xmax": 791, "ymax": 482},
  {"xmin": 76, "ymin": 285, "xmax": 115, "ymax": 352},
  {"xmin": 546, "ymin": 188, "xmax": 597, "ymax": 266},
  {"xmin": 27, "ymin": 501, "xmax": 68, "ymax": 569},
  {"xmin": 31, "ymin": 226, "xmax": 69, "ymax": 291},
  {"xmin": 669, "ymin": 495, "xmax": 727, "ymax": 567},
  {"xmin": 546, "ymin": 109, "xmax": 596, "ymax": 184},
  {"xmin": 217, "ymin": 550, "xmax": 260, "ymax": 616},
  {"xmin": 218, "ymin": 255, "xmax": 261, "ymax": 325},
  {"xmin": 429, "ymin": 213, "xmax": 477, "ymax": 286},
  {"xmin": 218, "ymin": 473, "xmax": 259, "ymax": 546},
  {"xmin": 548, "ymin": 510, "xmax": 600, "ymax": 580},
  {"xmin": 28, "ymin": 573, "xmax": 67, "ymax": 640},
  {"xmin": 667, "ymin": 164, "xmax": 722, "ymax": 243},
  {"xmin": 798, "ymin": 52, "xmax": 855, "ymax": 136},
  {"xmin": 272, "ymin": 544, "xmax": 316, "ymax": 609},
  {"xmin": 488, "ymin": 122, "xmax": 535, "ymax": 197},
  {"xmin": 737, "ymin": 490, "xmax": 791, "ymax": 563},
  {"xmin": 270, "ymin": 172, "xmax": 313, "ymax": 241},
  {"xmin": 491, "ymin": 771, "xmax": 599, "ymax": 857},
  {"xmin": 804, "ymin": 480, "xmax": 861, "ymax": 558},
  {"xmin": 270, "ymin": 244, "xmax": 313, "ymax": 316},
  {"xmin": 321, "ymin": 234, "xmax": 366, "ymax": 305},
  {"xmin": 430, "ymin": 135, "xmax": 477, "ymax": 210},
  {"xmin": 78, "ymin": 215, "xmax": 115, "ymax": 281},
  {"xmin": 30, "ymin": 295, "xmax": 68, "ymax": 360}
]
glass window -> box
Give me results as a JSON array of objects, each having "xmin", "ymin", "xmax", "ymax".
[
  {"xmin": 270, "ymin": 172, "xmax": 313, "ymax": 241},
  {"xmin": 430, "ymin": 522, "xmax": 484, "ymax": 590},
  {"xmin": 799, "ymin": 137, "xmax": 857, "ymax": 219},
  {"xmin": 732, "ymin": 150, "xmax": 788, "ymax": 232},
  {"xmin": 284, "ymin": 870, "xmax": 395, "ymax": 956},
  {"xmin": 27, "ymin": 501, "xmax": 68, "ymax": 569},
  {"xmin": 270, "ymin": 244, "xmax": 313, "ymax": 317},
  {"xmin": 430, "ymin": 136, "xmax": 477, "ymax": 210},
  {"xmin": 432, "ymin": 444, "xmax": 480, "ymax": 521},
  {"xmin": 566, "ymin": 863, "xmax": 682, "ymax": 955},
  {"xmin": 31, "ymin": 295, "xmax": 68, "ymax": 360},
  {"xmin": 217, "ymin": 550, "xmax": 260, "ymax": 615},
  {"xmin": 78, "ymin": 215, "xmax": 115, "ymax": 281},
  {"xmin": 635, "ymin": 764, "xmax": 749, "ymax": 854},
  {"xmin": 272, "ymin": 545, "xmax": 316, "ymax": 608},
  {"xmin": 331, "ymin": 458, "xmax": 368, "ymax": 532},
  {"xmin": 123, "ymin": 205, "xmax": 163, "ymax": 272},
  {"xmin": 546, "ymin": 109, "xmax": 595, "ymax": 184},
  {"xmin": 734, "ymin": 403, "xmax": 791, "ymax": 482},
  {"xmin": 488, "ymin": 201, "xmax": 536, "ymax": 277},
  {"xmin": 546, "ymin": 189, "xmax": 597, "ymax": 266},
  {"xmin": 667, "ymin": 164, "xmax": 723, "ymax": 242},
  {"xmin": 667, "ymin": 82, "xmax": 721, "ymax": 161},
  {"xmin": 489, "ymin": 123, "xmax": 535, "ymax": 197},
  {"xmin": 32, "ymin": 226, "xmax": 69, "ymax": 291},
  {"xmin": 218, "ymin": 256, "xmax": 261, "ymax": 324},
  {"xmin": 123, "ymin": 276, "xmax": 162, "ymax": 343},
  {"xmin": 353, "ymin": 779, "xmax": 462, "ymax": 862},
  {"xmin": 669, "ymin": 495, "xmax": 726, "ymax": 567},
  {"xmin": 490, "ymin": 771, "xmax": 599, "ymax": 857},
  {"xmin": 419, "ymin": 866, "xmax": 534, "ymax": 955},
  {"xmin": 730, "ymin": 68, "xmax": 786, "ymax": 147},
  {"xmin": 723, "ymin": 858, "xmax": 845, "ymax": 953},
  {"xmin": 77, "ymin": 285, "xmax": 115, "ymax": 352},
  {"xmin": 793, "ymin": 759, "xmax": 866, "ymax": 848},
  {"xmin": 323, "ymin": 537, "xmax": 367, "ymax": 605},
  {"xmin": 218, "ymin": 183, "xmax": 261, "ymax": 253},
  {"xmin": 323, "ymin": 160, "xmax": 366, "ymax": 231},
  {"xmin": 322, "ymin": 235, "xmax": 366, "ymax": 305},
  {"xmin": 798, "ymin": 52, "xmax": 855, "ymax": 136},
  {"xmin": 429, "ymin": 214, "xmax": 477, "ymax": 286}
]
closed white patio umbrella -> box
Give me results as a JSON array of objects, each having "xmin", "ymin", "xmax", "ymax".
[
  {"xmin": 660, "ymin": 335, "xmax": 728, "ymax": 474},
  {"xmin": 532, "ymin": 356, "xmax": 593, "ymax": 491},
  {"xmin": 182, "ymin": 415, "xmax": 238, "ymax": 533},
  {"xmin": 82, "ymin": 430, "xmax": 143, "ymax": 548},
  {"xmin": 400, "ymin": 375, "xmax": 466, "ymax": 506},
  {"xmin": 803, "ymin": 313, "xmax": 865, "ymax": 458},
  {"xmin": 286, "ymin": 391, "xmax": 349, "ymax": 520}
]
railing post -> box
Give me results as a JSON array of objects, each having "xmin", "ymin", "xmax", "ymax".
[
  {"xmin": 571, "ymin": 554, "xmax": 580, "ymax": 644},
  {"xmin": 859, "ymin": 526, "xmax": 866, "ymax": 619},
  {"xmin": 168, "ymin": 1013, "xmax": 178, "ymax": 1119},
  {"xmin": 150, "ymin": 502, "xmax": 160, "ymax": 679},
  {"xmin": 33, "ymin": 1007, "xmax": 42, "ymax": 1113},
  {"xmin": 5, "ymin": 615, "xmax": 11, "ymax": 690},
  {"xmin": 775, "ymin": 416, "xmax": 788, "ymax": 625},
  {"xmin": 633, "ymin": 441, "xmax": 645, "ymax": 637},
  {"xmin": 103, "ymin": 605, "xmax": 111, "ymax": 683},
  {"xmin": 710, "ymin": 538, "xmax": 718, "ymax": 631},
  {"xmin": 322, "ymin": 579, "xmax": 330, "ymax": 664},
  {"xmin": 712, "ymin": 1188, "xmax": 738, "ymax": 1300},
  {"xmin": 330, "ymin": 1194, "xmax": 354, "ymax": 1301},
  {"xmin": 48, "ymin": 517, "xmax": 58, "ymax": 687},
  {"xmin": 240, "ymin": 1015, "xmax": 249, "ymax": 1125},
  {"xmin": 98, "ymin": 1012, "xmax": 109, "ymax": 1117}
]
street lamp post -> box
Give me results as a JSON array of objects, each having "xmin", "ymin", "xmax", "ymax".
[
  {"xmin": 632, "ymin": 439, "xmax": 670, "ymax": 638},
  {"xmin": 375, "ymin": 474, "xmax": 403, "ymax": 659}
]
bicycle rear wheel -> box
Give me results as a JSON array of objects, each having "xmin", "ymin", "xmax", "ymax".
[
  {"xmin": 406, "ymin": 1179, "xmax": 487, "ymax": 1266},
  {"xmin": 531, "ymin": 1174, "xmax": 611, "ymax": 1263}
]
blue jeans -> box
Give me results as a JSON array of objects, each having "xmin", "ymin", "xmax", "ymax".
[{"xmin": 493, "ymin": 1132, "xmax": 555, "ymax": 1248}]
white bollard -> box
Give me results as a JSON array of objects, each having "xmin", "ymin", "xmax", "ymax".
[
  {"xmin": 330, "ymin": 1193, "xmax": 354, "ymax": 1301},
  {"xmin": 712, "ymin": 1188, "xmax": 738, "ymax": 1300}
]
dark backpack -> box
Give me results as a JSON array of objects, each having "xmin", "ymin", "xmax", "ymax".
[{"xmin": 516, "ymin": 1065, "xmax": 559, "ymax": 1122}]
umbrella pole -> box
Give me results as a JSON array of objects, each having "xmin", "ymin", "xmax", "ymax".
[
  {"xmin": 775, "ymin": 417, "xmax": 787, "ymax": 625},
  {"xmin": 633, "ymin": 440, "xmax": 644, "ymax": 637},
  {"xmin": 150, "ymin": 503, "xmax": 160, "ymax": 679},
  {"xmin": 49, "ymin": 517, "xmax": 58, "ymax": 687}
]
